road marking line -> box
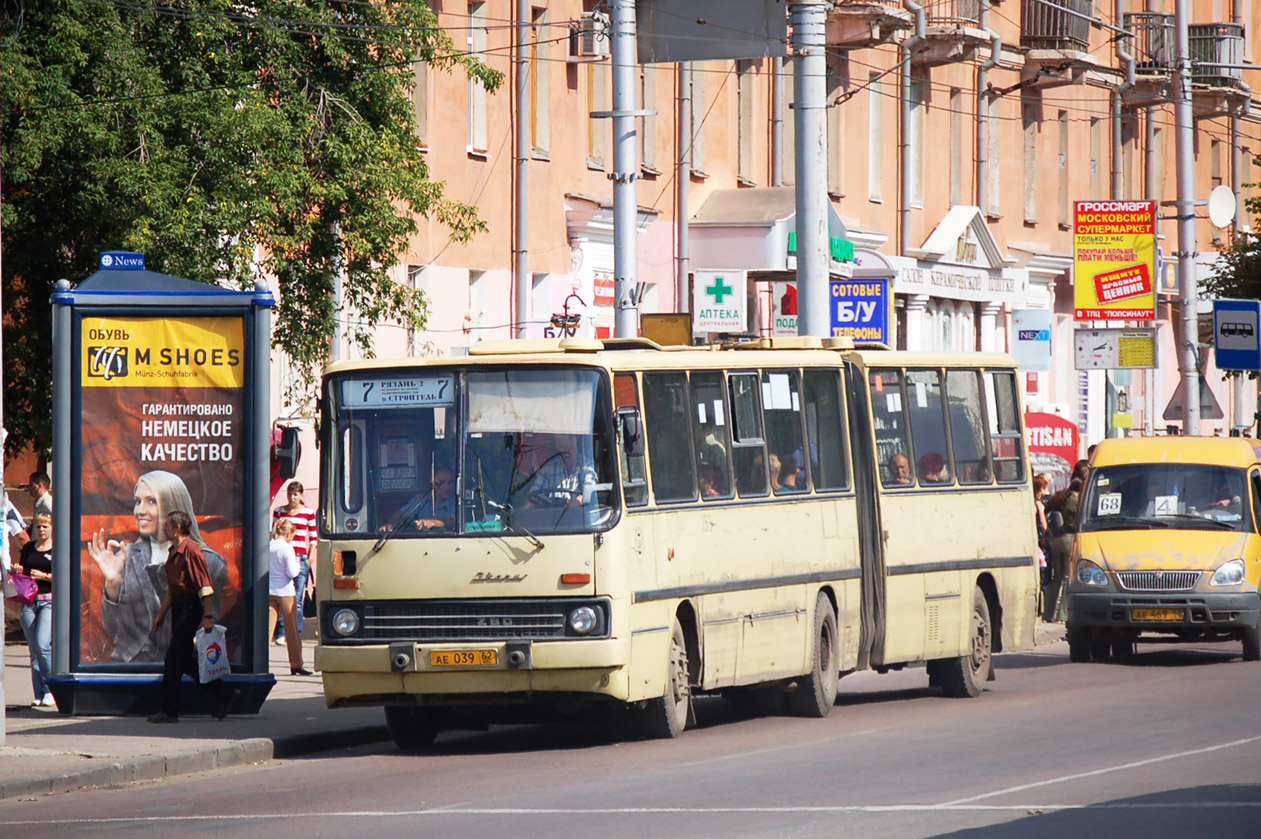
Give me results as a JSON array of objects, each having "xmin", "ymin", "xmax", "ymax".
[
  {"xmin": 941, "ymin": 734, "xmax": 1261, "ymax": 805},
  {"xmin": 6, "ymin": 802, "xmax": 1261, "ymax": 825}
]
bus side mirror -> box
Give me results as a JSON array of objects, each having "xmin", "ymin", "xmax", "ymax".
[
  {"xmin": 619, "ymin": 410, "xmax": 644, "ymax": 458},
  {"xmin": 273, "ymin": 426, "xmax": 301, "ymax": 480}
]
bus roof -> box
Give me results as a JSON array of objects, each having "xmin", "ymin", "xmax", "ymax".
[
  {"xmin": 1091, "ymin": 436, "xmax": 1261, "ymax": 468},
  {"xmin": 323, "ymin": 338, "xmax": 1018, "ymax": 377}
]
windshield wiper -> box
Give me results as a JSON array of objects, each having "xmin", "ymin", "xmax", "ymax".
[
  {"xmin": 1086, "ymin": 516, "xmax": 1170, "ymax": 530},
  {"xmin": 1160, "ymin": 513, "xmax": 1236, "ymax": 529},
  {"xmin": 364, "ymin": 485, "xmax": 436, "ymax": 562},
  {"xmin": 471, "ymin": 452, "xmax": 545, "ymax": 550}
]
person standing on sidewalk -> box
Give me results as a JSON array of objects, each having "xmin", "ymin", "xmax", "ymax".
[
  {"xmin": 17, "ymin": 512, "xmax": 55, "ymax": 707},
  {"xmin": 272, "ymin": 481, "xmax": 316, "ymax": 646},
  {"xmin": 147, "ymin": 511, "xmax": 238, "ymax": 724},
  {"xmin": 26, "ymin": 472, "xmax": 52, "ymax": 541},
  {"xmin": 269, "ymin": 520, "xmax": 313, "ymax": 676}
]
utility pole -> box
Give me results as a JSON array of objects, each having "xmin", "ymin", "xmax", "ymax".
[
  {"xmin": 790, "ymin": 2, "xmax": 830, "ymax": 338},
  {"xmin": 514, "ymin": 0, "xmax": 530, "ymax": 338},
  {"xmin": 1174, "ymin": 0, "xmax": 1200, "ymax": 434},
  {"xmin": 610, "ymin": 0, "xmax": 640, "ymax": 338}
]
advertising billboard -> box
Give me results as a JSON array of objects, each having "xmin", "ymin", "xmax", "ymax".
[
  {"xmin": 829, "ymin": 278, "xmax": 889, "ymax": 344},
  {"xmin": 1073, "ymin": 201, "xmax": 1156, "ymax": 321}
]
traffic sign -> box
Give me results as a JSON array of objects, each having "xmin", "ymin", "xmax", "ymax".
[{"xmin": 1213, "ymin": 298, "xmax": 1261, "ymax": 371}]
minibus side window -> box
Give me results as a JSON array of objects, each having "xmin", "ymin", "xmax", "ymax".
[
  {"xmin": 691, "ymin": 372, "xmax": 735, "ymax": 500},
  {"xmin": 870, "ymin": 369, "xmax": 914, "ymax": 488},
  {"xmin": 643, "ymin": 372, "xmax": 697, "ymax": 503},
  {"xmin": 729, "ymin": 373, "xmax": 769, "ymax": 497},
  {"xmin": 1252, "ymin": 471, "xmax": 1261, "ymax": 530},
  {"xmin": 905, "ymin": 369, "xmax": 953, "ymax": 485}
]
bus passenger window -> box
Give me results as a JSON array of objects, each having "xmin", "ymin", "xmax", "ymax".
[
  {"xmin": 803, "ymin": 369, "xmax": 849, "ymax": 491},
  {"xmin": 729, "ymin": 373, "xmax": 768, "ymax": 496},
  {"xmin": 691, "ymin": 372, "xmax": 733, "ymax": 500},
  {"xmin": 615, "ymin": 374, "xmax": 648, "ymax": 507},
  {"xmin": 984, "ymin": 370, "xmax": 1026, "ymax": 483},
  {"xmin": 906, "ymin": 369, "xmax": 953, "ymax": 485},
  {"xmin": 870, "ymin": 370, "xmax": 914, "ymax": 487},
  {"xmin": 946, "ymin": 369, "xmax": 993, "ymax": 484},
  {"xmin": 644, "ymin": 372, "xmax": 697, "ymax": 503},
  {"xmin": 762, "ymin": 370, "xmax": 808, "ymax": 494}
]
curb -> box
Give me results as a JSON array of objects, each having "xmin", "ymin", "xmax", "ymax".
[{"xmin": 0, "ymin": 724, "xmax": 390, "ymax": 800}]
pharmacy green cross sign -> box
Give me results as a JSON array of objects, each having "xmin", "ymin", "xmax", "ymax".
[
  {"xmin": 692, "ymin": 270, "xmax": 747, "ymax": 335},
  {"xmin": 706, "ymin": 276, "xmax": 733, "ymax": 304}
]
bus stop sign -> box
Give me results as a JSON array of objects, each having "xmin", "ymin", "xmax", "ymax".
[{"xmin": 1214, "ymin": 299, "xmax": 1261, "ymax": 371}]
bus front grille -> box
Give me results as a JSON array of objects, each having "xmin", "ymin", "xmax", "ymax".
[
  {"xmin": 1115, "ymin": 571, "xmax": 1200, "ymax": 592},
  {"xmin": 359, "ymin": 598, "xmax": 609, "ymax": 642}
]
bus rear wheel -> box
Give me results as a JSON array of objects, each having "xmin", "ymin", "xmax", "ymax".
[
  {"xmin": 385, "ymin": 706, "xmax": 438, "ymax": 750},
  {"xmin": 640, "ymin": 617, "xmax": 690, "ymax": 738},
  {"xmin": 939, "ymin": 587, "xmax": 992, "ymax": 698},
  {"xmin": 788, "ymin": 592, "xmax": 839, "ymax": 717}
]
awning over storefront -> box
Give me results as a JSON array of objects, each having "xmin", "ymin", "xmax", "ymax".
[
  {"xmin": 895, "ymin": 205, "xmax": 1028, "ymax": 306},
  {"xmin": 690, "ymin": 187, "xmax": 853, "ymax": 276}
]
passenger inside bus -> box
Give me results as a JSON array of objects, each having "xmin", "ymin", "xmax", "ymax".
[
  {"xmin": 516, "ymin": 434, "xmax": 598, "ymax": 511},
  {"xmin": 777, "ymin": 456, "xmax": 805, "ymax": 492},
  {"xmin": 918, "ymin": 452, "xmax": 949, "ymax": 484},
  {"xmin": 412, "ymin": 466, "xmax": 457, "ymax": 531},
  {"xmin": 888, "ymin": 452, "xmax": 913, "ymax": 486}
]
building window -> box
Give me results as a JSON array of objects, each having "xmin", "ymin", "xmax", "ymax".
[
  {"xmin": 738, "ymin": 59, "xmax": 754, "ymax": 184},
  {"xmin": 1022, "ymin": 92, "xmax": 1040, "ymax": 225},
  {"xmin": 641, "ymin": 64, "xmax": 657, "ymax": 173},
  {"xmin": 828, "ymin": 56, "xmax": 847, "ymax": 198},
  {"xmin": 587, "ymin": 61, "xmax": 607, "ymax": 169},
  {"xmin": 407, "ymin": 264, "xmax": 428, "ymax": 356},
  {"xmin": 690, "ymin": 62, "xmax": 706, "ymax": 176},
  {"xmin": 909, "ymin": 76, "xmax": 924, "ymax": 207},
  {"xmin": 413, "ymin": 56, "xmax": 429, "ymax": 149},
  {"xmin": 530, "ymin": 6, "xmax": 550, "ymax": 157},
  {"xmin": 1058, "ymin": 110, "xmax": 1069, "ymax": 229},
  {"xmin": 987, "ymin": 97, "xmax": 1001, "ymax": 217},
  {"xmin": 1122, "ymin": 111, "xmax": 1138, "ymax": 199},
  {"xmin": 949, "ymin": 87, "xmax": 962, "ymax": 206},
  {"xmin": 1090, "ymin": 117, "xmax": 1102, "ymax": 200},
  {"xmin": 868, "ymin": 73, "xmax": 883, "ymax": 202},
  {"xmin": 1152, "ymin": 127, "xmax": 1164, "ymax": 204},
  {"xmin": 467, "ymin": 2, "xmax": 488, "ymax": 154},
  {"xmin": 469, "ymin": 269, "xmax": 488, "ymax": 337},
  {"xmin": 782, "ymin": 63, "xmax": 795, "ymax": 185},
  {"xmin": 1211, "ymin": 139, "xmax": 1223, "ymax": 189}
]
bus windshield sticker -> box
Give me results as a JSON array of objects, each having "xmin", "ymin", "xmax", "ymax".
[
  {"xmin": 915, "ymin": 381, "xmax": 927, "ymax": 408},
  {"xmin": 1097, "ymin": 493, "xmax": 1122, "ymax": 515},
  {"xmin": 713, "ymin": 400, "xmax": 725, "ymax": 426},
  {"xmin": 1096, "ymin": 476, "xmax": 1110, "ymax": 486},
  {"xmin": 1154, "ymin": 495, "xmax": 1178, "ymax": 516},
  {"xmin": 886, "ymin": 392, "xmax": 902, "ymax": 413},
  {"xmin": 697, "ymin": 402, "xmax": 707, "ymax": 424},
  {"xmin": 791, "ymin": 391, "xmax": 800, "ymax": 412},
  {"xmin": 769, "ymin": 373, "xmax": 791, "ymax": 409},
  {"xmin": 343, "ymin": 375, "xmax": 455, "ymax": 409}
]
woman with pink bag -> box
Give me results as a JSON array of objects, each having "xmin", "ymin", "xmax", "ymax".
[{"xmin": 17, "ymin": 512, "xmax": 55, "ymax": 707}]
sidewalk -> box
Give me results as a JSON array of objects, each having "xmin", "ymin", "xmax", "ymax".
[{"xmin": 0, "ymin": 636, "xmax": 390, "ymax": 800}]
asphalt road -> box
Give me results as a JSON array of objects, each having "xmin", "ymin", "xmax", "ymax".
[{"xmin": 2, "ymin": 638, "xmax": 1259, "ymax": 839}]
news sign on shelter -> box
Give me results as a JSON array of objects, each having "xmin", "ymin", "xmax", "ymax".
[{"xmin": 1072, "ymin": 201, "xmax": 1157, "ymax": 321}]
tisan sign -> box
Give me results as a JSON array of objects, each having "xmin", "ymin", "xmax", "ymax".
[{"xmin": 692, "ymin": 270, "xmax": 747, "ymax": 334}]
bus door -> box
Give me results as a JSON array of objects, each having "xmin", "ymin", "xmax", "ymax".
[{"xmin": 844, "ymin": 361, "xmax": 886, "ymax": 670}]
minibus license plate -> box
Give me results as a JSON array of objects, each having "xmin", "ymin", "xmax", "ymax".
[
  {"xmin": 1132, "ymin": 608, "xmax": 1183, "ymax": 622},
  {"xmin": 430, "ymin": 649, "xmax": 498, "ymax": 667}
]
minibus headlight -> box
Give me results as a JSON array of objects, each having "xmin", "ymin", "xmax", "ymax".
[
  {"xmin": 1210, "ymin": 559, "xmax": 1246, "ymax": 587},
  {"xmin": 332, "ymin": 608, "xmax": 361, "ymax": 636},
  {"xmin": 1076, "ymin": 559, "xmax": 1109, "ymax": 587},
  {"xmin": 568, "ymin": 606, "xmax": 599, "ymax": 635}
]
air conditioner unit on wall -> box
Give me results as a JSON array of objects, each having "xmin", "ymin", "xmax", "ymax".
[{"xmin": 569, "ymin": 12, "xmax": 610, "ymax": 62}]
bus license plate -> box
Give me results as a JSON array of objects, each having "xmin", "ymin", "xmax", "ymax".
[
  {"xmin": 1132, "ymin": 608, "xmax": 1183, "ymax": 622},
  {"xmin": 430, "ymin": 649, "xmax": 498, "ymax": 667}
]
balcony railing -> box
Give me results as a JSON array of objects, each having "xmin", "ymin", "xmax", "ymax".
[
  {"xmin": 922, "ymin": 0, "xmax": 980, "ymax": 26},
  {"xmin": 1123, "ymin": 12, "xmax": 1174, "ymax": 74},
  {"xmin": 1021, "ymin": 0, "xmax": 1091, "ymax": 52},
  {"xmin": 1190, "ymin": 22, "xmax": 1244, "ymax": 88}
]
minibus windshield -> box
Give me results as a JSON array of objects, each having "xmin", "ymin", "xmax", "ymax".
[{"xmin": 1080, "ymin": 464, "xmax": 1250, "ymax": 532}]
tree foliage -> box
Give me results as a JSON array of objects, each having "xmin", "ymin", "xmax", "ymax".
[
  {"xmin": 1, "ymin": 0, "xmax": 501, "ymax": 456},
  {"xmin": 1202, "ymin": 179, "xmax": 1261, "ymax": 302}
]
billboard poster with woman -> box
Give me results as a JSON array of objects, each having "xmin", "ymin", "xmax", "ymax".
[{"xmin": 77, "ymin": 315, "xmax": 246, "ymax": 667}]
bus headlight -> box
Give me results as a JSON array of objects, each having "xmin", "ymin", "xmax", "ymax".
[
  {"xmin": 1076, "ymin": 559, "xmax": 1109, "ymax": 587},
  {"xmin": 332, "ymin": 608, "xmax": 360, "ymax": 636},
  {"xmin": 568, "ymin": 606, "xmax": 599, "ymax": 635},
  {"xmin": 1210, "ymin": 559, "xmax": 1246, "ymax": 587}
]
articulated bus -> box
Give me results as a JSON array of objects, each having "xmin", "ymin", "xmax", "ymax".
[{"xmin": 313, "ymin": 337, "xmax": 1039, "ymax": 747}]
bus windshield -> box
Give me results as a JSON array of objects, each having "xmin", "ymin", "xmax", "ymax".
[
  {"xmin": 1080, "ymin": 464, "xmax": 1250, "ymax": 532},
  {"xmin": 327, "ymin": 366, "xmax": 617, "ymax": 537}
]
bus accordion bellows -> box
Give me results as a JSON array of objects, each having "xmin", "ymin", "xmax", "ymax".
[{"xmin": 313, "ymin": 337, "xmax": 1039, "ymax": 748}]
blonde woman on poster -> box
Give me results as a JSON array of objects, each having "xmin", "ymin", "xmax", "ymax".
[{"xmin": 88, "ymin": 470, "xmax": 228, "ymax": 662}]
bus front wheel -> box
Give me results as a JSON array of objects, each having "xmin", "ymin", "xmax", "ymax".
[
  {"xmin": 939, "ymin": 587, "xmax": 992, "ymax": 698},
  {"xmin": 385, "ymin": 706, "xmax": 438, "ymax": 749},
  {"xmin": 788, "ymin": 592, "xmax": 839, "ymax": 717},
  {"xmin": 640, "ymin": 617, "xmax": 691, "ymax": 739},
  {"xmin": 1243, "ymin": 616, "xmax": 1261, "ymax": 662}
]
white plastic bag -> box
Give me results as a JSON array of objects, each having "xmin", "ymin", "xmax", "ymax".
[{"xmin": 195, "ymin": 623, "xmax": 230, "ymax": 684}]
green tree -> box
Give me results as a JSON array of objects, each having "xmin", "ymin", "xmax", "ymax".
[{"xmin": 1, "ymin": 0, "xmax": 501, "ymax": 456}]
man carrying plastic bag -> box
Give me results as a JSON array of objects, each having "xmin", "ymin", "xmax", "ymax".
[
  {"xmin": 146, "ymin": 510, "xmax": 239, "ymax": 723},
  {"xmin": 196, "ymin": 623, "xmax": 231, "ymax": 683}
]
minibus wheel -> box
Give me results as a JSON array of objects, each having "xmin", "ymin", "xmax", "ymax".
[
  {"xmin": 788, "ymin": 592, "xmax": 839, "ymax": 717},
  {"xmin": 640, "ymin": 617, "xmax": 691, "ymax": 738},
  {"xmin": 1243, "ymin": 615, "xmax": 1261, "ymax": 662},
  {"xmin": 939, "ymin": 587, "xmax": 991, "ymax": 698},
  {"xmin": 385, "ymin": 706, "xmax": 438, "ymax": 749}
]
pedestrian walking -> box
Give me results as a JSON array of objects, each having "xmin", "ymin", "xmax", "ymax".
[
  {"xmin": 269, "ymin": 519, "xmax": 313, "ymax": 676},
  {"xmin": 147, "ymin": 511, "xmax": 239, "ymax": 723},
  {"xmin": 272, "ymin": 481, "xmax": 316, "ymax": 646},
  {"xmin": 27, "ymin": 472, "xmax": 52, "ymax": 541},
  {"xmin": 17, "ymin": 512, "xmax": 55, "ymax": 707}
]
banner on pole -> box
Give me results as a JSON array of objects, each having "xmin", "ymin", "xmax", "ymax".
[{"xmin": 1073, "ymin": 201, "xmax": 1157, "ymax": 321}]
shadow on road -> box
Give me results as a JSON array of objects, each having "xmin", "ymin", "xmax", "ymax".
[{"xmin": 927, "ymin": 784, "xmax": 1261, "ymax": 839}]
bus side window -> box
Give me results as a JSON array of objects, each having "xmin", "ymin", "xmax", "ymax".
[
  {"xmin": 691, "ymin": 372, "xmax": 734, "ymax": 500},
  {"xmin": 615, "ymin": 373, "xmax": 648, "ymax": 507},
  {"xmin": 762, "ymin": 369, "xmax": 807, "ymax": 494},
  {"xmin": 803, "ymin": 369, "xmax": 849, "ymax": 491},
  {"xmin": 643, "ymin": 372, "xmax": 698, "ymax": 503},
  {"xmin": 870, "ymin": 369, "xmax": 914, "ymax": 487},
  {"xmin": 984, "ymin": 369, "xmax": 1025, "ymax": 483},
  {"xmin": 729, "ymin": 373, "xmax": 768, "ymax": 497},
  {"xmin": 946, "ymin": 369, "xmax": 993, "ymax": 484},
  {"xmin": 905, "ymin": 369, "xmax": 953, "ymax": 485}
]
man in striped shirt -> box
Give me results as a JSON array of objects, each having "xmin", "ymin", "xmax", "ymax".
[{"xmin": 273, "ymin": 481, "xmax": 317, "ymax": 646}]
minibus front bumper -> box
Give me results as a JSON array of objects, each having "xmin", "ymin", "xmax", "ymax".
[{"xmin": 1067, "ymin": 591, "xmax": 1260, "ymax": 629}]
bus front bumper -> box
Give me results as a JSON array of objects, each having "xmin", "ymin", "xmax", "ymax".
[{"xmin": 1067, "ymin": 591, "xmax": 1260, "ymax": 630}]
